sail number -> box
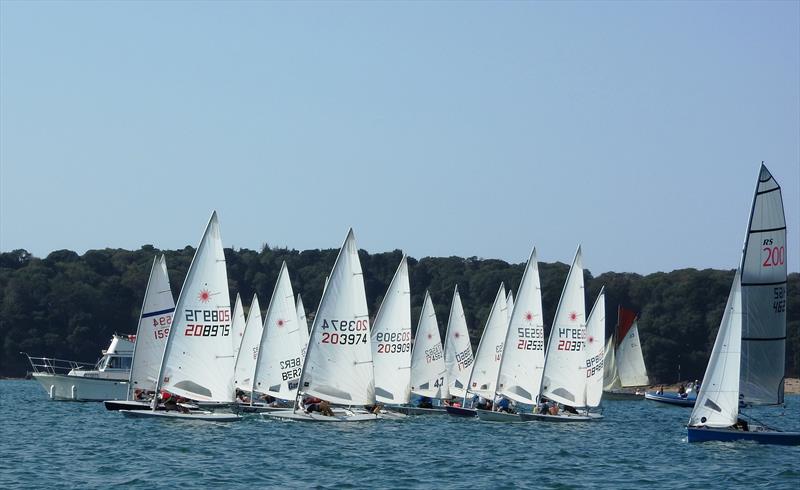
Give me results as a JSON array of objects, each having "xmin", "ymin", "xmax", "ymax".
[
  {"xmin": 184, "ymin": 324, "xmax": 231, "ymax": 337},
  {"xmin": 517, "ymin": 327, "xmax": 544, "ymax": 350},
  {"xmin": 455, "ymin": 347, "xmax": 473, "ymax": 371},
  {"xmin": 321, "ymin": 319, "xmax": 369, "ymax": 331},
  {"xmin": 762, "ymin": 245, "xmax": 785, "ymax": 267},
  {"xmin": 774, "ymin": 287, "xmax": 786, "ymax": 313},
  {"xmin": 151, "ymin": 315, "xmax": 172, "ymax": 340},
  {"xmin": 425, "ymin": 344, "xmax": 444, "ymax": 364},
  {"xmin": 280, "ymin": 357, "xmax": 302, "ymax": 381},
  {"xmin": 585, "ymin": 351, "xmax": 604, "ymax": 377},
  {"xmin": 557, "ymin": 340, "xmax": 584, "ymax": 352},
  {"xmin": 182, "ymin": 309, "xmax": 232, "ymax": 337},
  {"xmin": 321, "ymin": 332, "xmax": 368, "ymax": 345}
]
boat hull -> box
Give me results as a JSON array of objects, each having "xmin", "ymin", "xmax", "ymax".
[
  {"xmin": 687, "ymin": 426, "xmax": 800, "ymax": 445},
  {"xmin": 32, "ymin": 373, "xmax": 128, "ymax": 401},
  {"xmin": 603, "ymin": 390, "xmax": 645, "ymax": 401},
  {"xmin": 238, "ymin": 404, "xmax": 291, "ymax": 414},
  {"xmin": 104, "ymin": 400, "xmax": 152, "ymax": 411},
  {"xmin": 119, "ymin": 410, "xmax": 241, "ymax": 421},
  {"xmin": 262, "ymin": 410, "xmax": 378, "ymax": 422},
  {"xmin": 445, "ymin": 406, "xmax": 477, "ymax": 418},
  {"xmin": 387, "ymin": 406, "xmax": 448, "ymax": 416},
  {"xmin": 475, "ymin": 410, "xmax": 520, "ymax": 422},
  {"xmin": 644, "ymin": 392, "xmax": 696, "ymax": 407},
  {"xmin": 519, "ymin": 412, "xmax": 603, "ymax": 422}
]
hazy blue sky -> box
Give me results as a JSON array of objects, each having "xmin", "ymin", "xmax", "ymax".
[{"xmin": 1, "ymin": 1, "xmax": 798, "ymax": 274}]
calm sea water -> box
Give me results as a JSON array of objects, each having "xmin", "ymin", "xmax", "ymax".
[{"xmin": 2, "ymin": 380, "xmax": 799, "ymax": 489}]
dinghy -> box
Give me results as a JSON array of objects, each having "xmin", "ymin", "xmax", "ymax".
[
  {"xmin": 105, "ymin": 255, "xmax": 175, "ymax": 411},
  {"xmin": 443, "ymin": 285, "xmax": 474, "ymax": 401},
  {"xmin": 644, "ymin": 392, "xmax": 696, "ymax": 407},
  {"xmin": 447, "ymin": 284, "xmax": 508, "ymax": 418},
  {"xmin": 687, "ymin": 165, "xmax": 799, "ymax": 445},
  {"xmin": 477, "ymin": 248, "xmax": 544, "ymax": 423},
  {"xmin": 120, "ymin": 212, "xmax": 241, "ymax": 421},
  {"xmin": 404, "ymin": 291, "xmax": 448, "ymax": 413},
  {"xmin": 522, "ymin": 248, "xmax": 604, "ymax": 422},
  {"xmin": 265, "ymin": 230, "xmax": 378, "ymax": 423},
  {"xmin": 233, "ymin": 294, "xmax": 263, "ymax": 399},
  {"xmin": 603, "ymin": 306, "xmax": 649, "ymax": 400},
  {"xmin": 248, "ymin": 262, "xmax": 304, "ymax": 412}
]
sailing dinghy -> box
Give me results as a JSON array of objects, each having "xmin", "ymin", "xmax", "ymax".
[
  {"xmin": 603, "ymin": 306, "xmax": 649, "ymax": 400},
  {"xmin": 447, "ymin": 283, "xmax": 509, "ymax": 418},
  {"xmin": 370, "ymin": 256, "xmax": 415, "ymax": 415},
  {"xmin": 521, "ymin": 248, "xmax": 604, "ymax": 422},
  {"xmin": 245, "ymin": 262, "xmax": 305, "ymax": 413},
  {"xmin": 232, "ymin": 294, "xmax": 263, "ymax": 407},
  {"xmin": 687, "ymin": 164, "xmax": 799, "ymax": 445},
  {"xmin": 264, "ymin": 230, "xmax": 378, "ymax": 422},
  {"xmin": 477, "ymin": 248, "xmax": 544, "ymax": 422},
  {"xmin": 104, "ymin": 255, "xmax": 175, "ymax": 411},
  {"xmin": 442, "ymin": 286, "xmax": 474, "ymax": 404},
  {"xmin": 120, "ymin": 212, "xmax": 241, "ymax": 422}
]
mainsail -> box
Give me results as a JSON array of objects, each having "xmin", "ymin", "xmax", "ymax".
[
  {"xmin": 443, "ymin": 286, "xmax": 474, "ymax": 399},
  {"xmin": 370, "ymin": 255, "xmax": 412, "ymax": 404},
  {"xmin": 585, "ymin": 288, "xmax": 606, "ymax": 408},
  {"xmin": 410, "ymin": 291, "xmax": 447, "ymax": 399},
  {"xmin": 540, "ymin": 246, "xmax": 587, "ymax": 407},
  {"xmin": 689, "ymin": 269, "xmax": 743, "ymax": 427},
  {"xmin": 296, "ymin": 294, "xmax": 309, "ymax": 358},
  {"xmin": 128, "ymin": 255, "xmax": 175, "ymax": 396},
  {"xmin": 296, "ymin": 229, "xmax": 374, "ymax": 405},
  {"xmin": 155, "ymin": 211, "xmax": 235, "ymax": 402},
  {"xmin": 233, "ymin": 294, "xmax": 262, "ymax": 393},
  {"xmin": 252, "ymin": 262, "xmax": 303, "ymax": 400},
  {"xmin": 230, "ymin": 294, "xmax": 246, "ymax": 364},
  {"xmin": 465, "ymin": 283, "xmax": 509, "ymax": 401},
  {"xmin": 604, "ymin": 306, "xmax": 649, "ymax": 390},
  {"xmin": 739, "ymin": 164, "xmax": 787, "ymax": 406},
  {"xmin": 496, "ymin": 248, "xmax": 546, "ymax": 405}
]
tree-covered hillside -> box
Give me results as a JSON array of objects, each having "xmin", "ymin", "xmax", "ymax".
[{"xmin": 1, "ymin": 246, "xmax": 797, "ymax": 382}]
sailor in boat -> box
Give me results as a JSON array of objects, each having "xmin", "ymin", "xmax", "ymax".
[
  {"xmin": 655, "ymin": 385, "xmax": 664, "ymax": 395},
  {"xmin": 302, "ymin": 396, "xmax": 334, "ymax": 417},
  {"xmin": 235, "ymin": 389, "xmax": 251, "ymax": 404},
  {"xmin": 161, "ymin": 391, "xmax": 189, "ymax": 414},
  {"xmin": 677, "ymin": 384, "xmax": 687, "ymax": 398},
  {"xmin": 563, "ymin": 405, "xmax": 579, "ymax": 415},
  {"xmin": 494, "ymin": 396, "xmax": 514, "ymax": 414},
  {"xmin": 417, "ymin": 396, "xmax": 434, "ymax": 409}
]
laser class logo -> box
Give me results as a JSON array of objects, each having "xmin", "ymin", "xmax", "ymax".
[{"xmin": 198, "ymin": 289, "xmax": 211, "ymax": 303}]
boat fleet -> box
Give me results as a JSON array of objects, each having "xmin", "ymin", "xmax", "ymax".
[{"xmin": 25, "ymin": 164, "xmax": 798, "ymax": 444}]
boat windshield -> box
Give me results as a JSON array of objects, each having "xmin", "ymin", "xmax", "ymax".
[{"xmin": 98, "ymin": 355, "xmax": 132, "ymax": 371}]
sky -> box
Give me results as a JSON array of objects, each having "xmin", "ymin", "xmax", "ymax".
[{"xmin": 1, "ymin": 0, "xmax": 798, "ymax": 275}]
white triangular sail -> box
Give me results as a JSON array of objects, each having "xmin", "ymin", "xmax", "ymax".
[
  {"xmin": 465, "ymin": 283, "xmax": 508, "ymax": 401},
  {"xmin": 496, "ymin": 248, "xmax": 546, "ymax": 404},
  {"xmin": 128, "ymin": 255, "xmax": 175, "ymax": 396},
  {"xmin": 370, "ymin": 256, "xmax": 412, "ymax": 404},
  {"xmin": 689, "ymin": 269, "xmax": 743, "ymax": 427},
  {"xmin": 252, "ymin": 262, "xmax": 303, "ymax": 400},
  {"xmin": 233, "ymin": 295, "xmax": 262, "ymax": 393},
  {"xmin": 155, "ymin": 212, "xmax": 235, "ymax": 402},
  {"xmin": 616, "ymin": 319, "xmax": 649, "ymax": 387},
  {"xmin": 603, "ymin": 337, "xmax": 621, "ymax": 391},
  {"xmin": 296, "ymin": 230, "xmax": 374, "ymax": 405},
  {"xmin": 506, "ymin": 291, "xmax": 515, "ymax": 319},
  {"xmin": 296, "ymin": 294, "xmax": 309, "ymax": 358},
  {"xmin": 739, "ymin": 164, "xmax": 787, "ymax": 406},
  {"xmin": 540, "ymin": 246, "xmax": 587, "ymax": 407},
  {"xmin": 410, "ymin": 291, "xmax": 447, "ymax": 399},
  {"xmin": 585, "ymin": 288, "xmax": 606, "ymax": 408},
  {"xmin": 230, "ymin": 294, "xmax": 246, "ymax": 361},
  {"xmin": 443, "ymin": 286, "xmax": 473, "ymax": 399}
]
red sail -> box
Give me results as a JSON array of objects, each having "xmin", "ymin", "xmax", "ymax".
[{"xmin": 616, "ymin": 306, "xmax": 638, "ymax": 347}]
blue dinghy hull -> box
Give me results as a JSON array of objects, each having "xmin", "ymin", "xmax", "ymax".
[
  {"xmin": 445, "ymin": 406, "xmax": 477, "ymax": 418},
  {"xmin": 687, "ymin": 426, "xmax": 800, "ymax": 445},
  {"xmin": 644, "ymin": 392, "xmax": 696, "ymax": 407}
]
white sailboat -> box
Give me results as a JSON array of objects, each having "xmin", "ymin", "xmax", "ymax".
[
  {"xmin": 478, "ymin": 248, "xmax": 545, "ymax": 422},
  {"xmin": 447, "ymin": 283, "xmax": 508, "ymax": 418},
  {"xmin": 250, "ymin": 262, "xmax": 304, "ymax": 410},
  {"xmin": 296, "ymin": 294, "xmax": 310, "ymax": 358},
  {"xmin": 121, "ymin": 211, "xmax": 240, "ymax": 421},
  {"xmin": 233, "ymin": 294, "xmax": 262, "ymax": 396},
  {"xmin": 265, "ymin": 229, "xmax": 378, "ymax": 422},
  {"xmin": 522, "ymin": 247, "xmax": 603, "ymax": 422},
  {"xmin": 443, "ymin": 285, "xmax": 474, "ymax": 401},
  {"xmin": 405, "ymin": 291, "xmax": 447, "ymax": 414},
  {"xmin": 104, "ymin": 255, "xmax": 175, "ymax": 410},
  {"xmin": 371, "ymin": 255, "xmax": 412, "ymax": 406},
  {"xmin": 687, "ymin": 164, "xmax": 799, "ymax": 445},
  {"xmin": 604, "ymin": 306, "xmax": 649, "ymax": 399}
]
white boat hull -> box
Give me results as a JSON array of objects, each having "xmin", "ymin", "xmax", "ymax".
[
  {"xmin": 262, "ymin": 410, "xmax": 379, "ymax": 422},
  {"xmin": 33, "ymin": 373, "xmax": 128, "ymax": 401},
  {"xmin": 119, "ymin": 410, "xmax": 241, "ymax": 422},
  {"xmin": 476, "ymin": 410, "xmax": 520, "ymax": 422}
]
